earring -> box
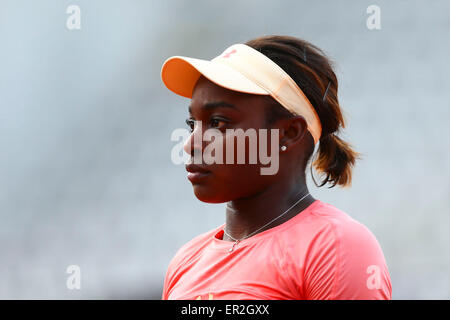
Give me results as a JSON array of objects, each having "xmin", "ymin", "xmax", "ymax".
[{"xmin": 280, "ymin": 145, "xmax": 287, "ymax": 151}]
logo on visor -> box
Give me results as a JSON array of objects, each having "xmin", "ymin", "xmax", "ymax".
[{"xmin": 222, "ymin": 49, "xmax": 237, "ymax": 58}]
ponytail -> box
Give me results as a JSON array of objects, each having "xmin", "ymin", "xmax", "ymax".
[{"xmin": 312, "ymin": 133, "xmax": 360, "ymax": 188}]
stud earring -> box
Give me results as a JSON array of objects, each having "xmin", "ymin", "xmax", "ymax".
[{"xmin": 280, "ymin": 145, "xmax": 287, "ymax": 151}]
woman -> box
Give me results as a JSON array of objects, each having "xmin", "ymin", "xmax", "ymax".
[{"xmin": 160, "ymin": 35, "xmax": 392, "ymax": 300}]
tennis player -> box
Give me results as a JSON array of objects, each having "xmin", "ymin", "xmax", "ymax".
[{"xmin": 160, "ymin": 35, "xmax": 392, "ymax": 300}]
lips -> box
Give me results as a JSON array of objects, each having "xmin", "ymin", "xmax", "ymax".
[{"xmin": 185, "ymin": 163, "xmax": 212, "ymax": 183}]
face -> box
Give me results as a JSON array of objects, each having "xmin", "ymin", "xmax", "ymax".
[{"xmin": 184, "ymin": 76, "xmax": 283, "ymax": 203}]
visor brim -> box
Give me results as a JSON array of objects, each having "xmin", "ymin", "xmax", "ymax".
[{"xmin": 161, "ymin": 56, "xmax": 269, "ymax": 98}]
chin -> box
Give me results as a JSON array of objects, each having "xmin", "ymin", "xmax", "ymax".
[{"xmin": 192, "ymin": 185, "xmax": 229, "ymax": 203}]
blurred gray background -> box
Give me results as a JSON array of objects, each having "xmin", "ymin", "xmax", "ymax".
[{"xmin": 0, "ymin": 0, "xmax": 449, "ymax": 299}]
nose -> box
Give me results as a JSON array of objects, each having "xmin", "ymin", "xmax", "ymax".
[{"xmin": 183, "ymin": 120, "xmax": 203, "ymax": 157}]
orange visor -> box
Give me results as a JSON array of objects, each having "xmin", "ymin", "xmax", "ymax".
[{"xmin": 161, "ymin": 43, "xmax": 322, "ymax": 144}]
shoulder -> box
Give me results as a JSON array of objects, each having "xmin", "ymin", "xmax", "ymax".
[
  {"xmin": 291, "ymin": 200, "xmax": 382, "ymax": 250},
  {"xmin": 302, "ymin": 199, "xmax": 364, "ymax": 228},
  {"xmin": 310, "ymin": 201, "xmax": 386, "ymax": 260},
  {"xmin": 292, "ymin": 200, "xmax": 392, "ymax": 299}
]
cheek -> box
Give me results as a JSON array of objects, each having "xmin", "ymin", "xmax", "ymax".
[
  {"xmin": 204, "ymin": 125, "xmax": 278, "ymax": 165},
  {"xmin": 222, "ymin": 129, "xmax": 264, "ymax": 165},
  {"xmin": 192, "ymin": 128, "xmax": 279, "ymax": 202}
]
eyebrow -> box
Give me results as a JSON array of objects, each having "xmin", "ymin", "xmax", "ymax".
[{"xmin": 188, "ymin": 101, "xmax": 238, "ymax": 114}]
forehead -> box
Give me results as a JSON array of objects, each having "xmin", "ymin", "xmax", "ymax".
[{"xmin": 190, "ymin": 76, "xmax": 271, "ymax": 112}]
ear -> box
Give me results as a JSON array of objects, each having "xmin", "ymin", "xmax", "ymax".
[{"xmin": 279, "ymin": 116, "xmax": 308, "ymax": 150}]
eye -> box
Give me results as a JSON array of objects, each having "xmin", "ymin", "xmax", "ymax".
[{"xmin": 210, "ymin": 117, "xmax": 228, "ymax": 129}]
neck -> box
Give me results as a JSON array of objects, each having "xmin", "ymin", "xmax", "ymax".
[{"xmin": 223, "ymin": 175, "xmax": 315, "ymax": 242}]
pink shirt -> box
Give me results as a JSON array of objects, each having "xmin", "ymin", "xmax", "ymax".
[{"xmin": 162, "ymin": 200, "xmax": 392, "ymax": 300}]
